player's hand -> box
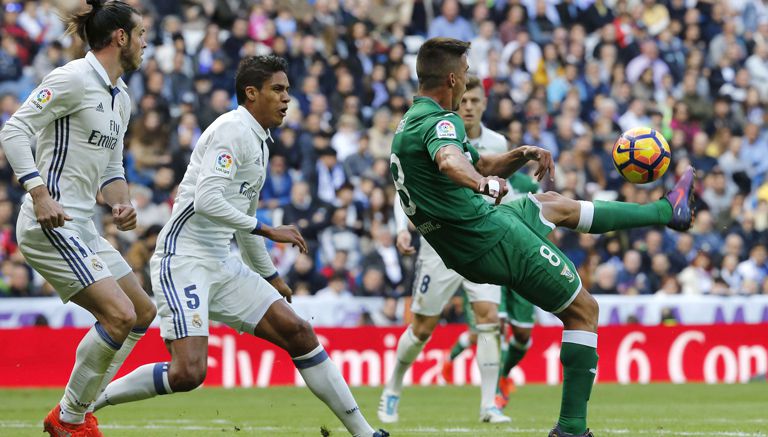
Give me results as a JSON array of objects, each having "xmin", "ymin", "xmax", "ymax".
[
  {"xmin": 477, "ymin": 176, "xmax": 509, "ymax": 205},
  {"xmin": 30, "ymin": 186, "xmax": 71, "ymax": 228},
  {"xmin": 267, "ymin": 275, "xmax": 293, "ymax": 303},
  {"xmin": 263, "ymin": 224, "xmax": 309, "ymax": 254},
  {"xmin": 112, "ymin": 203, "xmax": 137, "ymax": 231},
  {"xmin": 396, "ymin": 230, "xmax": 416, "ymax": 255},
  {"xmin": 520, "ymin": 145, "xmax": 555, "ymax": 182}
]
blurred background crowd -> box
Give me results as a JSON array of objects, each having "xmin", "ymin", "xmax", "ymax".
[{"xmin": 1, "ymin": 0, "xmax": 768, "ymax": 326}]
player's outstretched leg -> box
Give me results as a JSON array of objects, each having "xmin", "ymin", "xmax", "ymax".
[
  {"xmin": 256, "ymin": 300, "xmax": 384, "ymax": 437},
  {"xmin": 45, "ymin": 279, "xmax": 136, "ymax": 437},
  {"xmin": 378, "ymin": 315, "xmax": 437, "ymax": 423},
  {"xmin": 550, "ymin": 289, "xmax": 599, "ymax": 437},
  {"xmin": 537, "ymin": 166, "xmax": 697, "ymax": 234}
]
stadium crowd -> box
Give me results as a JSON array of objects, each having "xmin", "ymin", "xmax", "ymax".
[{"xmin": 1, "ymin": 0, "xmax": 768, "ymax": 324}]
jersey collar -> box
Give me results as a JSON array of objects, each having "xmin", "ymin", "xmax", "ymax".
[
  {"xmin": 85, "ymin": 51, "xmax": 127, "ymax": 90},
  {"xmin": 236, "ymin": 105, "xmax": 270, "ymax": 142},
  {"xmin": 413, "ymin": 95, "xmax": 444, "ymax": 110}
]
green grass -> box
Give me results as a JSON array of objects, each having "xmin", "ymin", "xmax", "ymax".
[{"xmin": 1, "ymin": 384, "xmax": 765, "ymax": 436}]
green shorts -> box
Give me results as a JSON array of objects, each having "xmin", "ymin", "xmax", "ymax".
[
  {"xmin": 501, "ymin": 287, "xmax": 536, "ymax": 327},
  {"xmin": 455, "ymin": 194, "xmax": 582, "ymax": 313}
]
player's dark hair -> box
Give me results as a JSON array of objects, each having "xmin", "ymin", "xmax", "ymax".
[
  {"xmin": 416, "ymin": 38, "xmax": 471, "ymax": 90},
  {"xmin": 465, "ymin": 76, "xmax": 482, "ymax": 92},
  {"xmin": 235, "ymin": 55, "xmax": 289, "ymax": 105},
  {"xmin": 65, "ymin": 0, "xmax": 140, "ymax": 51}
]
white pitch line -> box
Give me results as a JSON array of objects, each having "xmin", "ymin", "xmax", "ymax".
[{"xmin": 0, "ymin": 422, "xmax": 764, "ymax": 436}]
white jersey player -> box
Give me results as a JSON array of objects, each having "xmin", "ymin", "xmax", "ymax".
[
  {"xmin": 0, "ymin": 2, "xmax": 153, "ymax": 436},
  {"xmin": 379, "ymin": 77, "xmax": 513, "ymax": 424},
  {"xmin": 92, "ymin": 55, "xmax": 388, "ymax": 437}
]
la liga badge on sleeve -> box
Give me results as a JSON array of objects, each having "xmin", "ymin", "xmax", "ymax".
[
  {"xmin": 435, "ymin": 120, "xmax": 457, "ymax": 139},
  {"xmin": 214, "ymin": 152, "xmax": 234, "ymax": 176}
]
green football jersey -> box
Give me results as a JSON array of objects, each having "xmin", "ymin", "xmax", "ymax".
[
  {"xmin": 507, "ymin": 172, "xmax": 540, "ymax": 199},
  {"xmin": 390, "ymin": 96, "xmax": 510, "ymax": 268}
]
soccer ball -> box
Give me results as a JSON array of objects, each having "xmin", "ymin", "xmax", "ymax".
[{"xmin": 612, "ymin": 127, "xmax": 671, "ymax": 184}]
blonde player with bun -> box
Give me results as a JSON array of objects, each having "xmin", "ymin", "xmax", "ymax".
[{"xmin": 0, "ymin": 1, "xmax": 151, "ymax": 435}]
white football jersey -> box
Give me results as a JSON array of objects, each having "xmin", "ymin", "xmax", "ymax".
[
  {"xmin": 1, "ymin": 52, "xmax": 129, "ymax": 219},
  {"xmin": 155, "ymin": 106, "xmax": 276, "ymax": 276},
  {"xmin": 469, "ymin": 123, "xmax": 508, "ymax": 156}
]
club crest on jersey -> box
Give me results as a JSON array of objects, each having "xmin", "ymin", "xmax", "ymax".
[
  {"xmin": 91, "ymin": 259, "xmax": 104, "ymax": 272},
  {"xmin": 30, "ymin": 88, "xmax": 53, "ymax": 112},
  {"xmin": 395, "ymin": 116, "xmax": 408, "ymax": 134},
  {"xmin": 192, "ymin": 314, "xmax": 203, "ymax": 328},
  {"xmin": 435, "ymin": 120, "xmax": 457, "ymax": 139},
  {"xmin": 214, "ymin": 152, "xmax": 233, "ymax": 176},
  {"xmin": 561, "ymin": 265, "xmax": 575, "ymax": 283}
]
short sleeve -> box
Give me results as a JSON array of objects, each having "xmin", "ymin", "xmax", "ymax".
[
  {"xmin": 424, "ymin": 114, "xmax": 467, "ymax": 161},
  {"xmin": 4, "ymin": 68, "xmax": 82, "ymax": 136}
]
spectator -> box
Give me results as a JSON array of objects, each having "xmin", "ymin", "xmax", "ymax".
[
  {"xmin": 428, "ymin": 0, "xmax": 474, "ymax": 42},
  {"xmin": 735, "ymin": 245, "xmax": 768, "ymax": 294},
  {"xmin": 678, "ymin": 251, "xmax": 714, "ymax": 295},
  {"xmin": 319, "ymin": 207, "xmax": 361, "ymax": 272},
  {"xmin": 370, "ymin": 296, "xmax": 402, "ymax": 326},
  {"xmin": 282, "ymin": 181, "xmax": 331, "ymax": 245},
  {"xmin": 592, "ymin": 263, "xmax": 619, "ymax": 294},
  {"xmin": 617, "ymin": 250, "xmax": 650, "ymax": 295},
  {"xmin": 286, "ymin": 253, "xmax": 327, "ymax": 295},
  {"xmin": 316, "ymin": 272, "xmax": 354, "ymax": 298},
  {"xmin": 310, "ymin": 147, "xmax": 347, "ymax": 205},
  {"xmin": 260, "ymin": 154, "xmax": 293, "ymax": 209}
]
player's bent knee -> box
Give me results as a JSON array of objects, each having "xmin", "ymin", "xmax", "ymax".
[
  {"xmin": 169, "ymin": 364, "xmax": 206, "ymax": 392},
  {"xmin": 286, "ymin": 320, "xmax": 318, "ymax": 355},
  {"xmin": 412, "ymin": 325, "xmax": 434, "ymax": 342},
  {"xmin": 560, "ymin": 290, "xmax": 599, "ymax": 332},
  {"xmin": 135, "ymin": 302, "xmax": 157, "ymax": 328},
  {"xmin": 473, "ymin": 306, "xmax": 499, "ymax": 325},
  {"xmin": 513, "ymin": 328, "xmax": 532, "ymax": 344},
  {"xmin": 104, "ymin": 306, "xmax": 137, "ymax": 337}
]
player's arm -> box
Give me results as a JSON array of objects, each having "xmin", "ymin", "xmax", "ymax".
[
  {"xmin": 393, "ymin": 193, "xmax": 416, "ymax": 255},
  {"xmin": 195, "ymin": 133, "xmax": 308, "ymax": 250},
  {"xmin": 235, "ymin": 230, "xmax": 295, "ymax": 302},
  {"xmin": 0, "ymin": 70, "xmax": 81, "ymax": 228},
  {"xmin": 475, "ymin": 145, "xmax": 555, "ymax": 182},
  {"xmin": 434, "ymin": 145, "xmax": 508, "ymax": 205},
  {"xmin": 100, "ymin": 102, "xmax": 135, "ymax": 231}
]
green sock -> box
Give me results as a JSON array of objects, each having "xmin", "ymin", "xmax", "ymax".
[
  {"xmin": 588, "ymin": 200, "xmax": 672, "ymax": 233},
  {"xmin": 449, "ymin": 332, "xmax": 471, "ymax": 360},
  {"xmin": 449, "ymin": 341, "xmax": 465, "ymax": 361},
  {"xmin": 501, "ymin": 338, "xmax": 529, "ymax": 378},
  {"xmin": 558, "ymin": 333, "xmax": 599, "ymax": 435}
]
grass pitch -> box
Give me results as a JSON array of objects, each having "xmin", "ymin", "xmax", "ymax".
[{"xmin": 0, "ymin": 384, "xmax": 765, "ymax": 436}]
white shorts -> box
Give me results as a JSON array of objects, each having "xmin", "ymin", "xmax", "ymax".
[
  {"xmin": 16, "ymin": 212, "xmax": 132, "ymax": 302},
  {"xmin": 410, "ymin": 240, "xmax": 500, "ymax": 316},
  {"xmin": 150, "ymin": 253, "xmax": 282, "ymax": 340}
]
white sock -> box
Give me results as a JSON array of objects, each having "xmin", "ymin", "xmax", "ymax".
[
  {"xmin": 475, "ymin": 323, "xmax": 500, "ymax": 411},
  {"xmin": 575, "ymin": 200, "xmax": 595, "ymax": 233},
  {"xmin": 386, "ymin": 326, "xmax": 427, "ymax": 394},
  {"xmin": 88, "ymin": 327, "xmax": 147, "ymax": 413},
  {"xmin": 93, "ymin": 361, "xmax": 172, "ymax": 411},
  {"xmin": 295, "ymin": 345, "xmax": 375, "ymax": 437},
  {"xmin": 59, "ymin": 323, "xmax": 121, "ymax": 424}
]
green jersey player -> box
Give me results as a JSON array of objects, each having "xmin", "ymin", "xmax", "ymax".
[
  {"xmin": 386, "ymin": 37, "xmax": 696, "ymax": 437},
  {"xmin": 384, "ymin": 77, "xmax": 527, "ymax": 424}
]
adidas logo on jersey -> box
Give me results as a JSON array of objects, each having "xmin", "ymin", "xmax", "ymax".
[{"xmin": 96, "ymin": 103, "xmax": 104, "ymax": 113}]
